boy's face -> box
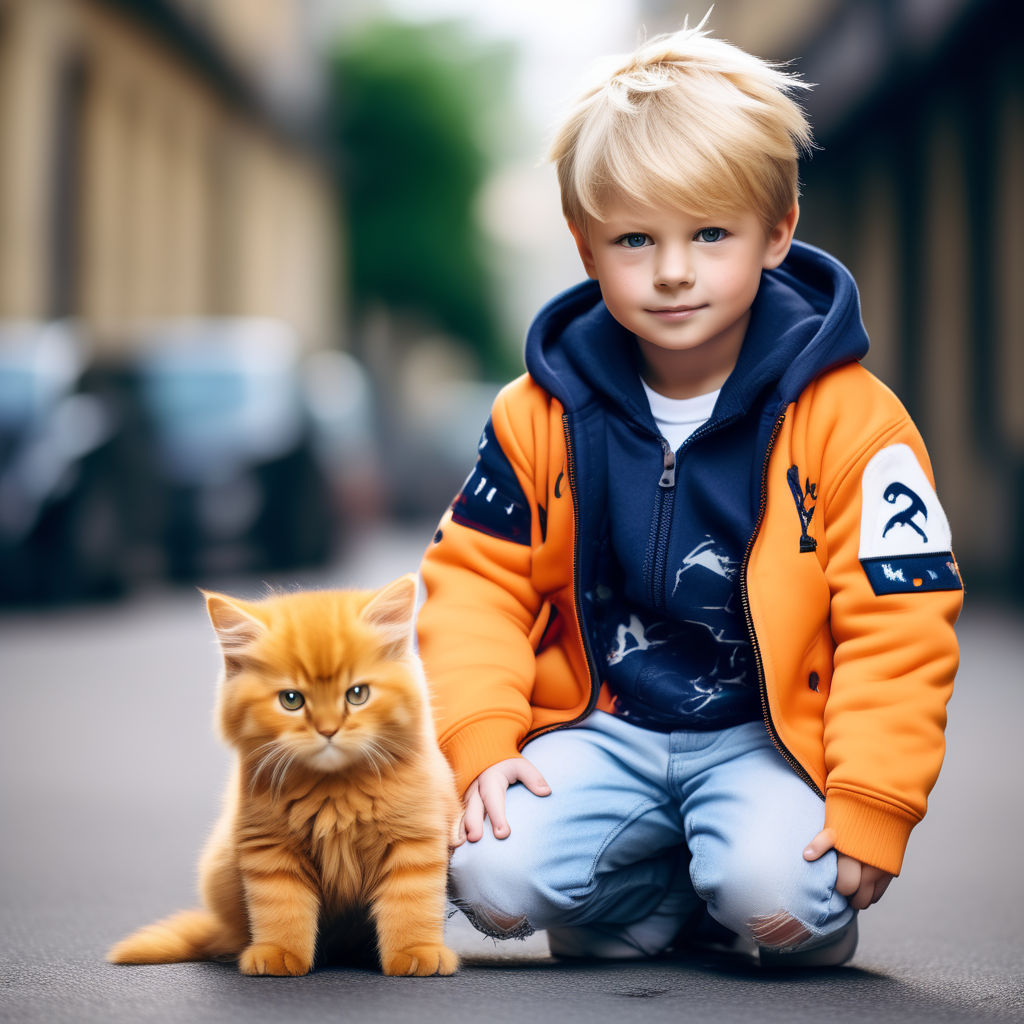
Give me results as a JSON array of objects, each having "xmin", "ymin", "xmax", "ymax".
[{"xmin": 570, "ymin": 194, "xmax": 798, "ymax": 398}]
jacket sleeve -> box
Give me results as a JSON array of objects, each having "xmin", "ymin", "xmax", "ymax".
[
  {"xmin": 817, "ymin": 375, "xmax": 962, "ymax": 875},
  {"xmin": 417, "ymin": 379, "xmax": 548, "ymax": 795}
]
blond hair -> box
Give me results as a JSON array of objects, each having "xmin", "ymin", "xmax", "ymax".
[{"xmin": 549, "ymin": 22, "xmax": 814, "ymax": 232}]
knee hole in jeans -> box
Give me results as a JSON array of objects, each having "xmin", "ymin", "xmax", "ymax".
[
  {"xmin": 452, "ymin": 899, "xmax": 535, "ymax": 941},
  {"xmin": 747, "ymin": 910, "xmax": 812, "ymax": 952}
]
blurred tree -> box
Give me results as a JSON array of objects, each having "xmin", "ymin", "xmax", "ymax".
[{"xmin": 330, "ymin": 19, "xmax": 515, "ymax": 378}]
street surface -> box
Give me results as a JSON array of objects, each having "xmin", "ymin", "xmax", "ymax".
[{"xmin": 1, "ymin": 521, "xmax": 1022, "ymax": 1023}]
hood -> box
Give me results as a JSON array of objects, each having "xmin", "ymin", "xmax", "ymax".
[{"xmin": 525, "ymin": 239, "xmax": 870, "ymax": 424}]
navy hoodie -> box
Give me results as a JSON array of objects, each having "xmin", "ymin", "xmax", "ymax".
[{"xmin": 523, "ymin": 241, "xmax": 869, "ymax": 731}]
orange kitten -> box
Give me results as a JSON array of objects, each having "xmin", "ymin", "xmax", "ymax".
[{"xmin": 107, "ymin": 575, "xmax": 459, "ymax": 977}]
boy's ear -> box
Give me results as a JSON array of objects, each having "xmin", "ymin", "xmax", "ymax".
[
  {"xmin": 762, "ymin": 203, "xmax": 800, "ymax": 270},
  {"xmin": 568, "ymin": 221, "xmax": 599, "ymax": 279}
]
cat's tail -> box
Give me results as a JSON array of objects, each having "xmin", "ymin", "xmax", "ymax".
[{"xmin": 107, "ymin": 908, "xmax": 243, "ymax": 965}]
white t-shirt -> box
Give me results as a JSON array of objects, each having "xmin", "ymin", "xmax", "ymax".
[{"xmin": 641, "ymin": 379, "xmax": 721, "ymax": 452}]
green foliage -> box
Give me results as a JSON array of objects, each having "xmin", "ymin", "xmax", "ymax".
[{"xmin": 329, "ymin": 20, "xmax": 514, "ymax": 375}]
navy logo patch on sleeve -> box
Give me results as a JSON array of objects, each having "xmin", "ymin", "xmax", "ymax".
[
  {"xmin": 450, "ymin": 418, "xmax": 532, "ymax": 545},
  {"xmin": 858, "ymin": 444, "xmax": 962, "ymax": 595}
]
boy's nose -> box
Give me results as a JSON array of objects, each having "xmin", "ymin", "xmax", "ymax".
[{"xmin": 655, "ymin": 246, "xmax": 694, "ymax": 288}]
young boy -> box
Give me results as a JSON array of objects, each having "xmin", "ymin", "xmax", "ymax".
[{"xmin": 416, "ymin": 23, "xmax": 962, "ymax": 967}]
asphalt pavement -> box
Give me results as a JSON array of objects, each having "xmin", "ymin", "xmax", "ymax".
[{"xmin": 1, "ymin": 521, "xmax": 1022, "ymax": 1023}]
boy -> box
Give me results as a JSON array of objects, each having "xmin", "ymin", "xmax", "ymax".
[{"xmin": 416, "ymin": 23, "xmax": 962, "ymax": 967}]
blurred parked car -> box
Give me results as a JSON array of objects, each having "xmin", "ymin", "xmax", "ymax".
[
  {"xmin": 0, "ymin": 321, "xmax": 128, "ymax": 603},
  {"xmin": 300, "ymin": 348, "xmax": 385, "ymax": 526},
  {"xmin": 122, "ymin": 318, "xmax": 335, "ymax": 582},
  {"xmin": 389, "ymin": 375, "xmax": 502, "ymax": 522}
]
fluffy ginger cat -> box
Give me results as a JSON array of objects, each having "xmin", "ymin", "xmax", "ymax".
[{"xmin": 107, "ymin": 574, "xmax": 459, "ymax": 977}]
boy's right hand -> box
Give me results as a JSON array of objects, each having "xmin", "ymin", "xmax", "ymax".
[{"xmin": 455, "ymin": 757, "xmax": 551, "ymax": 845}]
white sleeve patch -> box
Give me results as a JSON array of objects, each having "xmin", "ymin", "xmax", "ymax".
[{"xmin": 858, "ymin": 444, "xmax": 961, "ymax": 594}]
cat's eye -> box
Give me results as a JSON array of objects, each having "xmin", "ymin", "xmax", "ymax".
[
  {"xmin": 345, "ymin": 684, "xmax": 370, "ymax": 707},
  {"xmin": 279, "ymin": 690, "xmax": 305, "ymax": 711}
]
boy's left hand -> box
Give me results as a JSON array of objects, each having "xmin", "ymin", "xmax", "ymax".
[{"xmin": 804, "ymin": 828, "xmax": 894, "ymax": 910}]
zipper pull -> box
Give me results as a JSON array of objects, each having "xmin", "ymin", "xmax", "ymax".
[{"xmin": 659, "ymin": 446, "xmax": 676, "ymax": 488}]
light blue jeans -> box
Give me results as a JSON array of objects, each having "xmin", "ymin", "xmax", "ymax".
[{"xmin": 449, "ymin": 712, "xmax": 854, "ymax": 959}]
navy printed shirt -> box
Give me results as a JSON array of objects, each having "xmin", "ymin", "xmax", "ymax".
[{"xmin": 591, "ymin": 407, "xmax": 764, "ymax": 731}]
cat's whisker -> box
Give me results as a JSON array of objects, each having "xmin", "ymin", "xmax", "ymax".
[
  {"xmin": 248, "ymin": 742, "xmax": 279, "ymax": 774},
  {"xmin": 360, "ymin": 746, "xmax": 384, "ymax": 785},
  {"xmin": 247, "ymin": 741, "xmax": 289, "ymax": 794},
  {"xmin": 368, "ymin": 736, "xmax": 411, "ymax": 766},
  {"xmin": 247, "ymin": 739, "xmax": 281, "ymax": 767},
  {"xmin": 270, "ymin": 748, "xmax": 300, "ymax": 798},
  {"xmin": 269, "ymin": 751, "xmax": 289, "ymax": 795},
  {"xmin": 359, "ymin": 738, "xmax": 403, "ymax": 784}
]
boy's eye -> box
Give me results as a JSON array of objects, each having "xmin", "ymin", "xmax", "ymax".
[
  {"xmin": 345, "ymin": 684, "xmax": 370, "ymax": 706},
  {"xmin": 696, "ymin": 227, "xmax": 727, "ymax": 243},
  {"xmin": 279, "ymin": 690, "xmax": 305, "ymax": 711},
  {"xmin": 617, "ymin": 233, "xmax": 650, "ymax": 248}
]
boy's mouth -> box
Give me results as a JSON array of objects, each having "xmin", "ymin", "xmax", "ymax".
[{"xmin": 648, "ymin": 304, "xmax": 704, "ymax": 318}]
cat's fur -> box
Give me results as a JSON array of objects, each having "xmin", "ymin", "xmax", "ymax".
[{"xmin": 107, "ymin": 574, "xmax": 459, "ymax": 976}]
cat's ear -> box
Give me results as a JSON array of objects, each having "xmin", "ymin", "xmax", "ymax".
[
  {"xmin": 202, "ymin": 590, "xmax": 266, "ymax": 672},
  {"xmin": 362, "ymin": 573, "xmax": 418, "ymax": 657}
]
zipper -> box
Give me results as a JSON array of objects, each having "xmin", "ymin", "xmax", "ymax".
[
  {"xmin": 646, "ymin": 441, "xmax": 677, "ymax": 608},
  {"xmin": 740, "ymin": 411, "xmax": 821, "ymax": 796},
  {"xmin": 643, "ymin": 417, "xmax": 730, "ymax": 609},
  {"xmin": 522, "ymin": 416, "xmax": 601, "ymax": 744}
]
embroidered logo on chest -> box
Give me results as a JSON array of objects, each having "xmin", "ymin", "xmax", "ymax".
[{"xmin": 786, "ymin": 466, "xmax": 818, "ymax": 553}]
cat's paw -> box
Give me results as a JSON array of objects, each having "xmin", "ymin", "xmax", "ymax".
[
  {"xmin": 381, "ymin": 944, "xmax": 459, "ymax": 976},
  {"xmin": 239, "ymin": 943, "xmax": 311, "ymax": 977}
]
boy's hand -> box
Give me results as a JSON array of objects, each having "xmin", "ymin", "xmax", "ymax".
[
  {"xmin": 455, "ymin": 758, "xmax": 551, "ymax": 846},
  {"xmin": 804, "ymin": 828, "xmax": 894, "ymax": 910}
]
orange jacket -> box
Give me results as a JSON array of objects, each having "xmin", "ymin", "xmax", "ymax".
[{"xmin": 419, "ymin": 360, "xmax": 961, "ymax": 877}]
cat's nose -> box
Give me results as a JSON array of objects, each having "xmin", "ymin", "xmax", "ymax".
[{"xmin": 317, "ymin": 725, "xmax": 339, "ymax": 739}]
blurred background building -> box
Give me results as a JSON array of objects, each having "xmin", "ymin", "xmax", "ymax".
[
  {"xmin": 0, "ymin": 0, "xmax": 1020, "ymax": 603},
  {"xmin": 0, "ymin": 0, "xmax": 338, "ymax": 348}
]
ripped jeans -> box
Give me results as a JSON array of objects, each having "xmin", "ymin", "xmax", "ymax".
[{"xmin": 449, "ymin": 712, "xmax": 855, "ymax": 960}]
